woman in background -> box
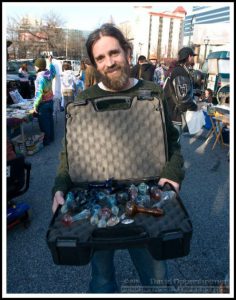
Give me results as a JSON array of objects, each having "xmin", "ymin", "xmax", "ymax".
[{"xmin": 18, "ymin": 63, "xmax": 32, "ymax": 99}]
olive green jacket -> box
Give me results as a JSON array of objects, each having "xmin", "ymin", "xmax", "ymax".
[{"xmin": 52, "ymin": 80, "xmax": 185, "ymax": 196}]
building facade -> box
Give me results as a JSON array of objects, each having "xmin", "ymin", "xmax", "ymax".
[
  {"xmin": 183, "ymin": 5, "xmax": 231, "ymax": 66},
  {"xmin": 128, "ymin": 6, "xmax": 186, "ymax": 64}
]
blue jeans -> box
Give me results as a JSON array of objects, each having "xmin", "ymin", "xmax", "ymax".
[
  {"xmin": 62, "ymin": 89, "xmax": 74, "ymax": 107},
  {"xmin": 38, "ymin": 100, "xmax": 54, "ymax": 145},
  {"xmin": 88, "ymin": 248, "xmax": 168, "ymax": 293}
]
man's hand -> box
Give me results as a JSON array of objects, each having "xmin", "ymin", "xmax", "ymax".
[
  {"xmin": 158, "ymin": 178, "xmax": 180, "ymax": 194},
  {"xmin": 52, "ymin": 191, "xmax": 65, "ymax": 214},
  {"xmin": 33, "ymin": 107, "xmax": 38, "ymax": 114}
]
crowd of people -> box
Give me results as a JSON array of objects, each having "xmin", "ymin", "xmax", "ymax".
[
  {"xmin": 130, "ymin": 49, "xmax": 213, "ymax": 139},
  {"xmin": 16, "ymin": 38, "xmax": 216, "ymax": 146},
  {"xmin": 15, "ymin": 55, "xmax": 100, "ymax": 145},
  {"xmin": 8, "ymin": 22, "xmax": 229, "ymax": 294}
]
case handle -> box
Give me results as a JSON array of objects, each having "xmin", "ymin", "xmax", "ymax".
[
  {"xmin": 92, "ymin": 96, "xmax": 132, "ymax": 112},
  {"xmin": 91, "ymin": 225, "xmax": 149, "ymax": 245}
]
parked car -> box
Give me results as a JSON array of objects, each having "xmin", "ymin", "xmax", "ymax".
[
  {"xmin": 201, "ymin": 51, "xmax": 230, "ymax": 96},
  {"xmin": 7, "ymin": 59, "xmax": 36, "ymax": 97}
]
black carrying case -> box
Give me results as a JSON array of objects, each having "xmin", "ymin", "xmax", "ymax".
[{"xmin": 46, "ymin": 93, "xmax": 192, "ymax": 266}]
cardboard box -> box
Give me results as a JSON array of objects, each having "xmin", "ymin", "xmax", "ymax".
[{"xmin": 11, "ymin": 133, "xmax": 44, "ymax": 156}]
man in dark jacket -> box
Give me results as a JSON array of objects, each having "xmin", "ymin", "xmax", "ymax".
[
  {"xmin": 130, "ymin": 55, "xmax": 155, "ymax": 81},
  {"xmin": 164, "ymin": 47, "xmax": 198, "ymax": 136}
]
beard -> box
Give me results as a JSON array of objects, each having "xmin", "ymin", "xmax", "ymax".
[{"xmin": 98, "ymin": 60, "xmax": 130, "ymax": 91}]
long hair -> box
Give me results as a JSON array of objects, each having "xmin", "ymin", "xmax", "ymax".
[
  {"xmin": 86, "ymin": 23, "xmax": 132, "ymax": 67},
  {"xmin": 166, "ymin": 59, "xmax": 178, "ymax": 77},
  {"xmin": 20, "ymin": 63, "xmax": 28, "ymax": 71},
  {"xmin": 80, "ymin": 60, "xmax": 86, "ymax": 71}
]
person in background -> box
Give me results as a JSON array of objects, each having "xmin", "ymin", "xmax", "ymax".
[
  {"xmin": 18, "ymin": 63, "xmax": 32, "ymax": 99},
  {"xmin": 33, "ymin": 56, "xmax": 56, "ymax": 146},
  {"xmin": 165, "ymin": 60, "xmax": 178, "ymax": 79},
  {"xmin": 84, "ymin": 58, "xmax": 100, "ymax": 89},
  {"xmin": 60, "ymin": 61, "xmax": 77, "ymax": 108},
  {"xmin": 52, "ymin": 23, "xmax": 184, "ymax": 293},
  {"xmin": 149, "ymin": 55, "xmax": 157, "ymax": 67},
  {"xmin": 50, "ymin": 56, "xmax": 63, "ymax": 112},
  {"xmin": 78, "ymin": 60, "xmax": 86, "ymax": 86},
  {"xmin": 130, "ymin": 55, "xmax": 155, "ymax": 81},
  {"xmin": 200, "ymin": 88, "xmax": 213, "ymax": 103},
  {"xmin": 153, "ymin": 63, "xmax": 165, "ymax": 88},
  {"xmin": 163, "ymin": 47, "xmax": 198, "ymax": 136}
]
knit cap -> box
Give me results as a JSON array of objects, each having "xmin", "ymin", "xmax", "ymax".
[{"xmin": 34, "ymin": 58, "xmax": 46, "ymax": 70}]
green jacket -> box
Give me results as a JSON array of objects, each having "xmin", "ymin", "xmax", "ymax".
[{"xmin": 52, "ymin": 80, "xmax": 185, "ymax": 196}]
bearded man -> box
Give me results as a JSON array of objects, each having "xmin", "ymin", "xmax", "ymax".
[{"xmin": 52, "ymin": 23, "xmax": 185, "ymax": 293}]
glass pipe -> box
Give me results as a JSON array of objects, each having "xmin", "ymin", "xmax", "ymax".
[
  {"xmin": 135, "ymin": 194, "xmax": 151, "ymax": 207},
  {"xmin": 62, "ymin": 209, "xmax": 90, "ymax": 225},
  {"xmin": 106, "ymin": 194, "xmax": 117, "ymax": 207},
  {"xmin": 128, "ymin": 184, "xmax": 138, "ymax": 201},
  {"xmin": 61, "ymin": 191, "xmax": 75, "ymax": 214},
  {"xmin": 138, "ymin": 182, "xmax": 149, "ymax": 195},
  {"xmin": 116, "ymin": 191, "xmax": 129, "ymax": 205},
  {"xmin": 149, "ymin": 185, "xmax": 162, "ymax": 201},
  {"xmin": 152, "ymin": 190, "xmax": 177, "ymax": 208},
  {"xmin": 106, "ymin": 194, "xmax": 119, "ymax": 216},
  {"xmin": 90, "ymin": 204, "xmax": 102, "ymax": 226},
  {"xmin": 125, "ymin": 201, "xmax": 164, "ymax": 217},
  {"xmin": 97, "ymin": 207, "xmax": 111, "ymax": 228}
]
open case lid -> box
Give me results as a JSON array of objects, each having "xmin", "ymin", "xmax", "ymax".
[{"xmin": 65, "ymin": 95, "xmax": 168, "ymax": 183}]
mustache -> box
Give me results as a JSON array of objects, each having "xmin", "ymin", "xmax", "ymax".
[{"xmin": 105, "ymin": 65, "xmax": 121, "ymax": 74}]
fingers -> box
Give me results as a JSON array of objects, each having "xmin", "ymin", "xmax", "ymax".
[
  {"xmin": 52, "ymin": 193, "xmax": 65, "ymax": 214},
  {"xmin": 52, "ymin": 199, "xmax": 59, "ymax": 214},
  {"xmin": 158, "ymin": 178, "xmax": 180, "ymax": 193}
]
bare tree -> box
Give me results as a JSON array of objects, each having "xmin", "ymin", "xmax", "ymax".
[
  {"xmin": 7, "ymin": 12, "xmax": 67, "ymax": 58},
  {"xmin": 119, "ymin": 21, "xmax": 133, "ymax": 40},
  {"xmin": 40, "ymin": 11, "xmax": 66, "ymax": 53}
]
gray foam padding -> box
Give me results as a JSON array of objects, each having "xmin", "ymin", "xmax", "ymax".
[{"xmin": 65, "ymin": 97, "xmax": 167, "ymax": 182}]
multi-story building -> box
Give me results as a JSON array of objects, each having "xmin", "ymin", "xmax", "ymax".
[
  {"xmin": 183, "ymin": 5, "xmax": 231, "ymax": 66},
  {"xmin": 124, "ymin": 6, "xmax": 187, "ymax": 64}
]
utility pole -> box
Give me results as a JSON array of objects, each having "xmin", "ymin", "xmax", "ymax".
[
  {"xmin": 147, "ymin": 14, "xmax": 152, "ymax": 59},
  {"xmin": 204, "ymin": 37, "xmax": 210, "ymax": 61},
  {"xmin": 65, "ymin": 28, "xmax": 68, "ymax": 59}
]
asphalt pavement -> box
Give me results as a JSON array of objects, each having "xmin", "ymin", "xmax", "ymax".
[{"xmin": 5, "ymin": 109, "xmax": 230, "ymax": 295}]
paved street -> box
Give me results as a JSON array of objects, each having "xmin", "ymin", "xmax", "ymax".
[{"xmin": 5, "ymin": 109, "xmax": 230, "ymax": 295}]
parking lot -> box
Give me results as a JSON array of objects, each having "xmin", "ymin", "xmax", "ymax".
[{"xmin": 5, "ymin": 110, "xmax": 230, "ymax": 295}]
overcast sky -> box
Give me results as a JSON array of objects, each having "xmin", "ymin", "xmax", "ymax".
[{"xmin": 4, "ymin": 2, "xmax": 196, "ymax": 30}]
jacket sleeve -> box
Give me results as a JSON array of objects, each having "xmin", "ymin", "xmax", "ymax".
[
  {"xmin": 49, "ymin": 63, "xmax": 56, "ymax": 80},
  {"xmin": 51, "ymin": 138, "xmax": 73, "ymax": 197},
  {"xmin": 159, "ymin": 96, "xmax": 185, "ymax": 184},
  {"xmin": 172, "ymin": 75, "xmax": 198, "ymax": 112},
  {"xmin": 34, "ymin": 77, "xmax": 44, "ymax": 109}
]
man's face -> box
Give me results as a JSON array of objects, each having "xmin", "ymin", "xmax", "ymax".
[
  {"xmin": 205, "ymin": 90, "xmax": 210, "ymax": 98},
  {"xmin": 188, "ymin": 55, "xmax": 195, "ymax": 66},
  {"xmin": 150, "ymin": 59, "xmax": 157, "ymax": 65},
  {"xmin": 92, "ymin": 36, "xmax": 131, "ymax": 91}
]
